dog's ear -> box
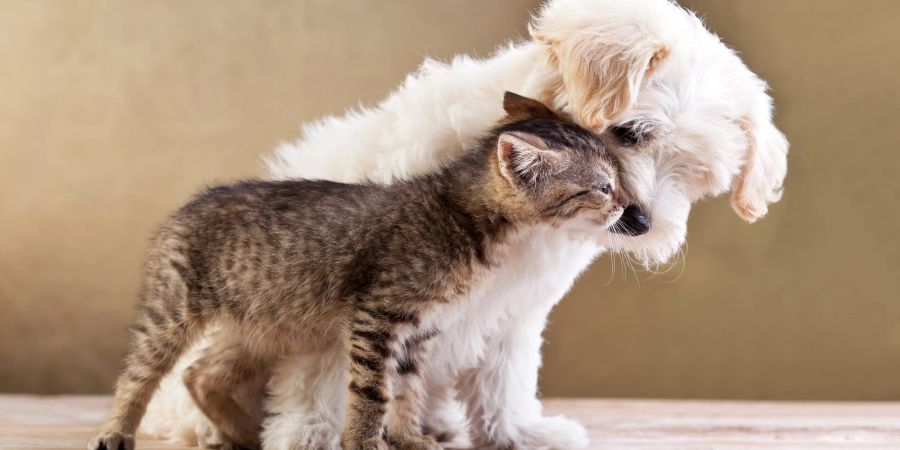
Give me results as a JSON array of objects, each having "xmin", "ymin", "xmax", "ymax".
[
  {"xmin": 731, "ymin": 116, "xmax": 789, "ymax": 223},
  {"xmin": 503, "ymin": 92, "xmax": 558, "ymax": 120},
  {"xmin": 531, "ymin": 3, "xmax": 670, "ymax": 130},
  {"xmin": 496, "ymin": 131, "xmax": 564, "ymax": 186}
]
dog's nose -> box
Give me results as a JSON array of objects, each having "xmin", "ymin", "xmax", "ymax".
[{"xmin": 613, "ymin": 204, "xmax": 652, "ymax": 236}]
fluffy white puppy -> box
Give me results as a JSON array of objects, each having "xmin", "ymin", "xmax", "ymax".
[{"xmin": 141, "ymin": 0, "xmax": 788, "ymax": 449}]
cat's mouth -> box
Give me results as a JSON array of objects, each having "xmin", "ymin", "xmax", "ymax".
[{"xmin": 588, "ymin": 207, "xmax": 625, "ymax": 230}]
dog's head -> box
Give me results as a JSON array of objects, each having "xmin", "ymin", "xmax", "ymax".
[{"xmin": 532, "ymin": 0, "xmax": 789, "ymax": 265}]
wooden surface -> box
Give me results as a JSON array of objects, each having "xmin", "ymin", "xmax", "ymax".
[{"xmin": 2, "ymin": 396, "xmax": 900, "ymax": 449}]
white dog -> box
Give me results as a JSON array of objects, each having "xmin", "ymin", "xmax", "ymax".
[{"xmin": 141, "ymin": 0, "xmax": 788, "ymax": 449}]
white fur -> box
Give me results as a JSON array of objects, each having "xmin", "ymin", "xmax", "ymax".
[
  {"xmin": 141, "ymin": 0, "xmax": 788, "ymax": 449},
  {"xmin": 141, "ymin": 337, "xmax": 221, "ymax": 447}
]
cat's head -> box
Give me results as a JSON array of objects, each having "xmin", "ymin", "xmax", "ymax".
[{"xmin": 492, "ymin": 92, "xmax": 627, "ymax": 231}]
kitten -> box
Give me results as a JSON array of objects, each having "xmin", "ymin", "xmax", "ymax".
[{"xmin": 88, "ymin": 92, "xmax": 626, "ymax": 450}]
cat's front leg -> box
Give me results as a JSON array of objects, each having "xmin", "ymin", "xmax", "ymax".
[
  {"xmin": 457, "ymin": 308, "xmax": 589, "ymax": 450},
  {"xmin": 341, "ymin": 310, "xmax": 395, "ymax": 450},
  {"xmin": 384, "ymin": 331, "xmax": 441, "ymax": 450}
]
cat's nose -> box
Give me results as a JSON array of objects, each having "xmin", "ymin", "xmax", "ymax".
[{"xmin": 612, "ymin": 204, "xmax": 651, "ymax": 236}]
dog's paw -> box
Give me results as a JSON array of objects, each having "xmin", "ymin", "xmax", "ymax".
[
  {"xmin": 472, "ymin": 415, "xmax": 589, "ymax": 450},
  {"xmin": 422, "ymin": 400, "xmax": 469, "ymax": 447},
  {"xmin": 518, "ymin": 416, "xmax": 589, "ymax": 450},
  {"xmin": 87, "ymin": 430, "xmax": 134, "ymax": 450},
  {"xmin": 194, "ymin": 418, "xmax": 227, "ymax": 448},
  {"xmin": 261, "ymin": 416, "xmax": 340, "ymax": 450}
]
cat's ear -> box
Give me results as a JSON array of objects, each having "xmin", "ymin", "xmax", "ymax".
[
  {"xmin": 497, "ymin": 131, "xmax": 564, "ymax": 186},
  {"xmin": 503, "ymin": 91, "xmax": 558, "ymax": 120}
]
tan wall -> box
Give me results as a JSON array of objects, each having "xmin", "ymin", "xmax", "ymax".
[{"xmin": 1, "ymin": 1, "xmax": 898, "ymax": 399}]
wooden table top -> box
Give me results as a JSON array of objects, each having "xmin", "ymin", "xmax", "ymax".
[{"xmin": 2, "ymin": 395, "xmax": 900, "ymax": 449}]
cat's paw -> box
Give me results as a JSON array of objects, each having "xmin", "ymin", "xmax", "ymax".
[
  {"xmin": 212, "ymin": 442, "xmax": 257, "ymax": 450},
  {"xmin": 340, "ymin": 437, "xmax": 388, "ymax": 450},
  {"xmin": 518, "ymin": 416, "xmax": 589, "ymax": 450},
  {"xmin": 87, "ymin": 429, "xmax": 135, "ymax": 450},
  {"xmin": 387, "ymin": 433, "xmax": 442, "ymax": 450},
  {"xmin": 193, "ymin": 422, "xmax": 258, "ymax": 450}
]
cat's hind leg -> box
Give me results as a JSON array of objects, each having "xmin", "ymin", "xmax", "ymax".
[
  {"xmin": 88, "ymin": 252, "xmax": 197, "ymax": 450},
  {"xmin": 183, "ymin": 333, "xmax": 269, "ymax": 449}
]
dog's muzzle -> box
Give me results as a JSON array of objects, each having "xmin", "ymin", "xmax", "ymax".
[{"xmin": 612, "ymin": 204, "xmax": 652, "ymax": 236}]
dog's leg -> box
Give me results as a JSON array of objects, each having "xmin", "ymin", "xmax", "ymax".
[
  {"xmin": 457, "ymin": 310, "xmax": 588, "ymax": 450},
  {"xmin": 261, "ymin": 344, "xmax": 346, "ymax": 450},
  {"xmin": 421, "ymin": 381, "xmax": 469, "ymax": 447}
]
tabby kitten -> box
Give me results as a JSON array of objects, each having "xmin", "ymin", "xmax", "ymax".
[{"xmin": 88, "ymin": 92, "xmax": 626, "ymax": 450}]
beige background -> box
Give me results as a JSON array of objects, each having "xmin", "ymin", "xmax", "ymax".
[{"xmin": 1, "ymin": 1, "xmax": 898, "ymax": 400}]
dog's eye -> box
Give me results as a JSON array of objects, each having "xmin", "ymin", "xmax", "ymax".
[
  {"xmin": 596, "ymin": 183, "xmax": 612, "ymax": 195},
  {"xmin": 610, "ymin": 123, "xmax": 646, "ymax": 146}
]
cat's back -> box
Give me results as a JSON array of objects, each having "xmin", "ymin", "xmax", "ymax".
[
  {"xmin": 156, "ymin": 178, "xmax": 388, "ymax": 258},
  {"xmin": 183, "ymin": 179, "xmax": 377, "ymax": 213}
]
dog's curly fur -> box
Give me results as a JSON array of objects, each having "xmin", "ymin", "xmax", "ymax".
[{"xmin": 140, "ymin": 1, "xmax": 788, "ymax": 449}]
